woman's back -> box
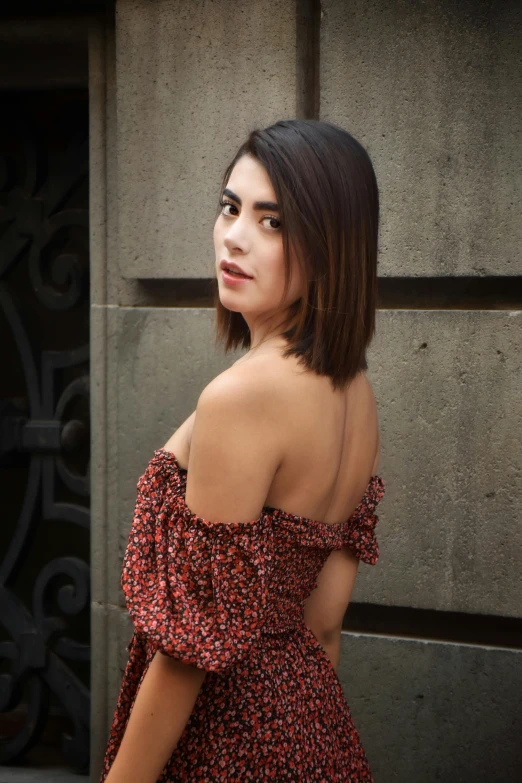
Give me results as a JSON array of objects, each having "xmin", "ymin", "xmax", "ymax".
[{"xmin": 165, "ymin": 349, "xmax": 381, "ymax": 529}]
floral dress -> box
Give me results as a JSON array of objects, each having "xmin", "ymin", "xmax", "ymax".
[{"xmin": 100, "ymin": 448, "xmax": 385, "ymax": 782}]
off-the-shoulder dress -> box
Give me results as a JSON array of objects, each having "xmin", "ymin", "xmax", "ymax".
[{"xmin": 100, "ymin": 448, "xmax": 385, "ymax": 782}]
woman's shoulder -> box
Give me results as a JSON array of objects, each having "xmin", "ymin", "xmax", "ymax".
[
  {"xmin": 201, "ymin": 352, "xmax": 293, "ymax": 405},
  {"xmin": 201, "ymin": 353, "xmax": 376, "ymax": 424}
]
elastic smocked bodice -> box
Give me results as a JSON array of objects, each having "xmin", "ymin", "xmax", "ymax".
[{"xmin": 124, "ymin": 449, "xmax": 385, "ymax": 649}]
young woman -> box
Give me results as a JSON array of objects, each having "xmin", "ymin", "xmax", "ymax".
[{"xmin": 101, "ymin": 119, "xmax": 385, "ymax": 782}]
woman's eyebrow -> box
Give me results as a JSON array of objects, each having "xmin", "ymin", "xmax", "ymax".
[{"xmin": 223, "ymin": 187, "xmax": 279, "ymax": 212}]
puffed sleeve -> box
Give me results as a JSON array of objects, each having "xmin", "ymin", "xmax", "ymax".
[
  {"xmin": 341, "ymin": 475, "xmax": 385, "ymax": 565},
  {"xmin": 121, "ymin": 491, "xmax": 267, "ymax": 673}
]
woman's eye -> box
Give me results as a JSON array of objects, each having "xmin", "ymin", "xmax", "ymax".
[
  {"xmin": 261, "ymin": 216, "xmax": 282, "ymax": 231},
  {"xmin": 219, "ymin": 200, "xmax": 280, "ymax": 231},
  {"xmin": 219, "ymin": 200, "xmax": 238, "ymax": 217}
]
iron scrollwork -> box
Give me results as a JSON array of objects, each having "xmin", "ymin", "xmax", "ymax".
[{"xmin": 0, "ymin": 93, "xmax": 90, "ymax": 772}]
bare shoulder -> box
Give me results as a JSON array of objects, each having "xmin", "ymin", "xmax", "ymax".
[
  {"xmin": 185, "ymin": 359, "xmax": 287, "ymax": 523},
  {"xmin": 198, "ymin": 356, "xmax": 288, "ymax": 413}
]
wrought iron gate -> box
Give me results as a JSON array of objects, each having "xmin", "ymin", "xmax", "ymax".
[{"xmin": 0, "ymin": 90, "xmax": 90, "ymax": 772}]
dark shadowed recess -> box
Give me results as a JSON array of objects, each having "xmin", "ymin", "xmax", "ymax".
[
  {"xmin": 130, "ymin": 277, "xmax": 522, "ymax": 309},
  {"xmin": 0, "ymin": 1, "xmax": 110, "ymax": 15},
  {"xmin": 344, "ymin": 602, "xmax": 522, "ymax": 651},
  {"xmin": 378, "ymin": 276, "xmax": 522, "ymax": 310}
]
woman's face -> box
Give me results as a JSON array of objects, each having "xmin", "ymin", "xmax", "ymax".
[{"xmin": 213, "ymin": 154, "xmax": 303, "ymax": 321}]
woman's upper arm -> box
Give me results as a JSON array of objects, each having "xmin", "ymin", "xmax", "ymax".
[
  {"xmin": 303, "ymin": 546, "xmax": 360, "ymax": 641},
  {"xmin": 185, "ymin": 369, "xmax": 285, "ymax": 524}
]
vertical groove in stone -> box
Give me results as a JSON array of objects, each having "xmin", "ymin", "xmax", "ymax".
[
  {"xmin": 296, "ymin": 0, "xmax": 320, "ymax": 119},
  {"xmin": 88, "ymin": 22, "xmax": 108, "ymax": 309},
  {"xmin": 88, "ymin": 18, "xmax": 109, "ymax": 783}
]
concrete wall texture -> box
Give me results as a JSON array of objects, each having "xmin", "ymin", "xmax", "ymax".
[{"xmin": 89, "ymin": 1, "xmax": 522, "ymax": 781}]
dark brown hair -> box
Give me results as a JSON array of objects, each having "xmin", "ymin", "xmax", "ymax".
[{"xmin": 213, "ymin": 119, "xmax": 380, "ymax": 392}]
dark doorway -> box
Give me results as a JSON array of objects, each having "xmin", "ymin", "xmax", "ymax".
[{"xmin": 0, "ymin": 89, "xmax": 90, "ymax": 773}]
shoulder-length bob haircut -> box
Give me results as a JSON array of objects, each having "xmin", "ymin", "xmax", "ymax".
[{"xmin": 213, "ymin": 119, "xmax": 380, "ymax": 392}]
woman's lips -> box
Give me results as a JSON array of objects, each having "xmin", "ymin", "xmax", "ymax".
[{"xmin": 221, "ymin": 269, "xmax": 254, "ymax": 285}]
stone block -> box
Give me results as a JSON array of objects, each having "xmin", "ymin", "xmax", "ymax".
[
  {"xmin": 90, "ymin": 601, "xmax": 134, "ymax": 782},
  {"xmin": 320, "ymin": 0, "xmax": 522, "ymax": 276},
  {"xmin": 115, "ymin": 0, "xmax": 297, "ymax": 278},
  {"xmin": 339, "ymin": 631, "xmax": 522, "ymax": 782},
  {"xmin": 89, "ymin": 601, "xmax": 108, "ymax": 782},
  {"xmin": 105, "ymin": 606, "xmax": 133, "ymax": 738},
  {"xmin": 354, "ymin": 309, "xmax": 522, "ymax": 617}
]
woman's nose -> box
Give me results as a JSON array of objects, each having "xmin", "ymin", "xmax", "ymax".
[{"xmin": 223, "ymin": 218, "xmax": 250, "ymax": 253}]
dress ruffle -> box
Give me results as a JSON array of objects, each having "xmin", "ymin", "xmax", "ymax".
[
  {"xmin": 122, "ymin": 492, "xmax": 268, "ymax": 672},
  {"xmin": 340, "ymin": 475, "xmax": 385, "ymax": 564}
]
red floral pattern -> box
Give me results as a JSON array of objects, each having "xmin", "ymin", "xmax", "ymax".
[{"xmin": 100, "ymin": 448, "xmax": 385, "ymax": 782}]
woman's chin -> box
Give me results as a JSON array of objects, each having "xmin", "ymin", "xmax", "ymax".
[
  {"xmin": 218, "ymin": 288, "xmax": 252, "ymax": 309},
  {"xmin": 218, "ymin": 295, "xmax": 248, "ymax": 313}
]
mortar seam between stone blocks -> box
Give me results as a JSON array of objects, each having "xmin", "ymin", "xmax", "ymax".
[{"xmin": 343, "ymin": 630, "xmax": 522, "ymax": 653}]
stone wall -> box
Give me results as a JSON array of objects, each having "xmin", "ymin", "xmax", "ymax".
[{"xmin": 89, "ymin": 1, "xmax": 522, "ymax": 780}]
